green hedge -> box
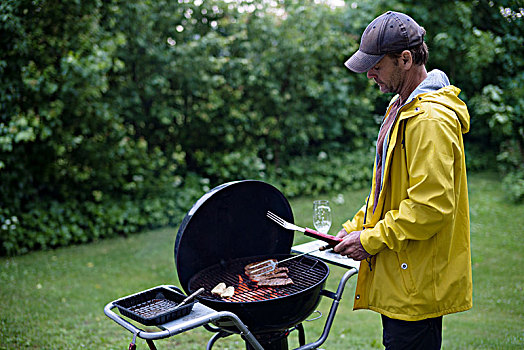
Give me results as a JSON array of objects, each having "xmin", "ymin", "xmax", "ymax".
[{"xmin": 1, "ymin": 0, "xmax": 522, "ymax": 255}]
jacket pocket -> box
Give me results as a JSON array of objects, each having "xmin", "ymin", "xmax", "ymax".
[{"xmin": 397, "ymin": 250, "xmax": 417, "ymax": 295}]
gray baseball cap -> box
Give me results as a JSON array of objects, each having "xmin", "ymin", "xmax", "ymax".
[{"xmin": 344, "ymin": 11, "xmax": 426, "ymax": 73}]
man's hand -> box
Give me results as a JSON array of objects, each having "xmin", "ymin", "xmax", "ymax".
[
  {"xmin": 336, "ymin": 228, "xmax": 349, "ymax": 239},
  {"xmin": 333, "ymin": 230, "xmax": 371, "ymax": 261}
]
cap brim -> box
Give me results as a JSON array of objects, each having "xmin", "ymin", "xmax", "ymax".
[{"xmin": 344, "ymin": 50, "xmax": 385, "ymax": 73}]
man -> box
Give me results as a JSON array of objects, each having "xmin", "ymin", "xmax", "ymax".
[{"xmin": 334, "ymin": 11, "xmax": 472, "ymax": 349}]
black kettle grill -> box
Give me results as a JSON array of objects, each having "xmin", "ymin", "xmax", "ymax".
[{"xmin": 104, "ymin": 180, "xmax": 359, "ymax": 349}]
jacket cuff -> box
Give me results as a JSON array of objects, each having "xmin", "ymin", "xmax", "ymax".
[
  {"xmin": 342, "ymin": 220, "xmax": 356, "ymax": 234},
  {"xmin": 360, "ymin": 229, "xmax": 385, "ymax": 255}
]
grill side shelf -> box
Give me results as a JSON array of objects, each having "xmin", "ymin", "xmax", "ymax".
[
  {"xmin": 104, "ymin": 286, "xmax": 265, "ymax": 350},
  {"xmin": 291, "ymin": 241, "xmax": 361, "ymax": 270}
]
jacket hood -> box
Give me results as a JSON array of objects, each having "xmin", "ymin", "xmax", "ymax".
[
  {"xmin": 407, "ymin": 69, "xmax": 470, "ymax": 133},
  {"xmin": 408, "ymin": 69, "xmax": 450, "ymax": 98}
]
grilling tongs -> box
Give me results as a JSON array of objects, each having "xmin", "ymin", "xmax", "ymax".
[{"xmin": 247, "ymin": 244, "xmax": 331, "ymax": 276}]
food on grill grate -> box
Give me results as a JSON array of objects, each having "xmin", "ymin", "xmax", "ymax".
[
  {"xmin": 255, "ymin": 271, "xmax": 289, "ymax": 280},
  {"xmin": 211, "ymin": 282, "xmax": 227, "ymax": 296},
  {"xmin": 221, "ymin": 286, "xmax": 235, "ymax": 298},
  {"xmin": 246, "ymin": 266, "xmax": 288, "ymax": 278},
  {"xmin": 211, "ymin": 282, "xmax": 235, "ymax": 298},
  {"xmin": 257, "ymin": 278, "xmax": 294, "ymax": 287},
  {"xmin": 249, "ymin": 268, "xmax": 289, "ymax": 282},
  {"xmin": 272, "ymin": 267, "xmax": 289, "ymax": 274},
  {"xmin": 244, "ymin": 260, "xmax": 294, "ymax": 286}
]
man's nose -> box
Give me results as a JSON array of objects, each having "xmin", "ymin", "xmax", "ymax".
[{"xmin": 366, "ymin": 70, "xmax": 375, "ymax": 79}]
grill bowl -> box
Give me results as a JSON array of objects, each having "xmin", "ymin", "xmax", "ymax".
[{"xmin": 188, "ymin": 254, "xmax": 329, "ymax": 332}]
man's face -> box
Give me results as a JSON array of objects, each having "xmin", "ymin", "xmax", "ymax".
[{"xmin": 366, "ymin": 55, "xmax": 404, "ymax": 94}]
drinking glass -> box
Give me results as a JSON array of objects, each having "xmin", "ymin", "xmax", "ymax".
[{"xmin": 313, "ymin": 200, "xmax": 332, "ymax": 234}]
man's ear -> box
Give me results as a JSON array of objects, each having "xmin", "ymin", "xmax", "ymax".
[{"xmin": 401, "ymin": 50, "xmax": 413, "ymax": 70}]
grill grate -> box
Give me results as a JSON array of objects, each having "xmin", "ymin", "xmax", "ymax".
[{"xmin": 189, "ymin": 255, "xmax": 328, "ymax": 303}]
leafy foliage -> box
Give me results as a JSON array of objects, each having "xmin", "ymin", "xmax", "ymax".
[{"xmin": 1, "ymin": 0, "xmax": 522, "ymax": 255}]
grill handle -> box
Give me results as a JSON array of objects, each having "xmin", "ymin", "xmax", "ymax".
[
  {"xmin": 319, "ymin": 289, "xmax": 337, "ymax": 299},
  {"xmin": 305, "ymin": 310, "xmax": 322, "ymax": 322}
]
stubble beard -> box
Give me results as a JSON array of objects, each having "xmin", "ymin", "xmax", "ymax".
[{"xmin": 380, "ymin": 65, "xmax": 404, "ymax": 95}]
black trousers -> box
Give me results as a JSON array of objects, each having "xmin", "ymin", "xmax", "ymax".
[{"xmin": 381, "ymin": 315, "xmax": 442, "ymax": 350}]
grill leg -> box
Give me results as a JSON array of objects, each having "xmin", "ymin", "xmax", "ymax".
[
  {"xmin": 295, "ymin": 323, "xmax": 305, "ymax": 346},
  {"xmin": 245, "ymin": 332, "xmax": 289, "ymax": 350},
  {"xmin": 145, "ymin": 339, "xmax": 157, "ymax": 350},
  {"xmin": 206, "ymin": 330, "xmax": 232, "ymax": 350}
]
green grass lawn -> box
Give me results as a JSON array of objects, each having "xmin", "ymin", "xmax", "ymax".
[{"xmin": 1, "ymin": 172, "xmax": 522, "ymax": 349}]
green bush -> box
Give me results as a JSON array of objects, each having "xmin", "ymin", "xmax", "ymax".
[
  {"xmin": 469, "ymin": 83, "xmax": 524, "ymax": 202},
  {"xmin": 268, "ymin": 150, "xmax": 374, "ymax": 198},
  {"xmin": 502, "ymin": 169, "xmax": 524, "ymax": 203},
  {"xmin": 0, "ymin": 171, "xmax": 205, "ymax": 255},
  {"xmin": 1, "ymin": 0, "xmax": 522, "ymax": 254}
]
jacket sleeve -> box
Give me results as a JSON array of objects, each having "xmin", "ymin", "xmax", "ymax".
[
  {"xmin": 342, "ymin": 200, "xmax": 368, "ymax": 233},
  {"xmin": 361, "ymin": 104, "xmax": 462, "ymax": 254}
]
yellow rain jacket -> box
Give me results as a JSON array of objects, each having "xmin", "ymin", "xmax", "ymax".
[{"xmin": 343, "ymin": 71, "xmax": 472, "ymax": 321}]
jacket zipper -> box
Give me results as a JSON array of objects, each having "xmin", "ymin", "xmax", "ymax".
[{"xmin": 362, "ymin": 100, "xmax": 409, "ymax": 273}]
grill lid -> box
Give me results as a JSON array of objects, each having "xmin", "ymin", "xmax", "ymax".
[{"xmin": 174, "ymin": 180, "xmax": 294, "ymax": 293}]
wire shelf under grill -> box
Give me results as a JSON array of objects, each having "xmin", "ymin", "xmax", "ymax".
[{"xmin": 115, "ymin": 286, "xmax": 195, "ymax": 326}]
